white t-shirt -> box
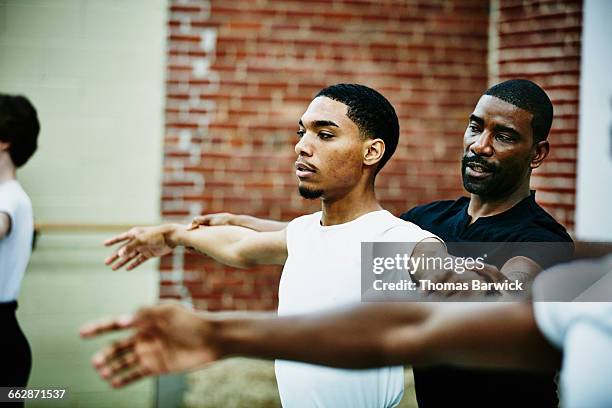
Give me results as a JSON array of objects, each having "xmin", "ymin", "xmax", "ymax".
[
  {"xmin": 533, "ymin": 255, "xmax": 612, "ymax": 408},
  {"xmin": 0, "ymin": 180, "xmax": 33, "ymax": 302},
  {"xmin": 276, "ymin": 210, "xmax": 437, "ymax": 408}
]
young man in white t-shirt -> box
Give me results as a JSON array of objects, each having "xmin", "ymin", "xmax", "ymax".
[
  {"xmin": 0, "ymin": 94, "xmax": 39, "ymax": 389},
  {"xmin": 88, "ymin": 84, "xmax": 456, "ymax": 407}
]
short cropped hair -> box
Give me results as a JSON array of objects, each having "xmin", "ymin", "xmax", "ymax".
[
  {"xmin": 0, "ymin": 94, "xmax": 40, "ymax": 167},
  {"xmin": 315, "ymin": 84, "xmax": 399, "ymax": 174},
  {"xmin": 484, "ymin": 79, "xmax": 553, "ymax": 143}
]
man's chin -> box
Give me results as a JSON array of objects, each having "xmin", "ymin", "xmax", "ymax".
[
  {"xmin": 298, "ymin": 186, "xmax": 323, "ymax": 200},
  {"xmin": 462, "ymin": 175, "xmax": 494, "ymax": 196},
  {"xmin": 463, "ymin": 175, "xmax": 513, "ymax": 199}
]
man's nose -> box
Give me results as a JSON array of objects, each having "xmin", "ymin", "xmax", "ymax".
[
  {"xmin": 295, "ymin": 133, "xmax": 313, "ymax": 156},
  {"xmin": 469, "ymin": 132, "xmax": 494, "ymax": 157}
]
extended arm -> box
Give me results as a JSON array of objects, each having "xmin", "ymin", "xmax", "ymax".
[
  {"xmin": 81, "ymin": 301, "xmax": 560, "ymax": 387},
  {"xmin": 573, "ymin": 241, "xmax": 612, "ymax": 259},
  {"xmin": 173, "ymin": 225, "xmax": 287, "ymax": 268},
  {"xmin": 104, "ymin": 224, "xmax": 287, "ymax": 271},
  {"xmin": 218, "ymin": 302, "xmax": 559, "ymax": 370}
]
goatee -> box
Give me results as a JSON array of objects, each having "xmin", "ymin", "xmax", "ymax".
[{"xmin": 298, "ymin": 186, "xmax": 323, "ymax": 200}]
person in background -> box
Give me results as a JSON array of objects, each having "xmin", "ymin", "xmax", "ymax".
[{"xmin": 0, "ymin": 94, "xmax": 40, "ymax": 390}]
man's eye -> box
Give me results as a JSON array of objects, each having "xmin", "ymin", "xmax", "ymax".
[
  {"xmin": 319, "ymin": 132, "xmax": 333, "ymax": 139},
  {"xmin": 296, "ymin": 130, "xmax": 305, "ymax": 138},
  {"xmin": 496, "ymin": 134, "xmax": 513, "ymax": 142},
  {"xmin": 468, "ymin": 124, "xmax": 480, "ymax": 132}
]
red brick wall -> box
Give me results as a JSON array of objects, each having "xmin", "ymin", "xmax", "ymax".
[
  {"xmin": 495, "ymin": 0, "xmax": 581, "ymax": 230},
  {"xmin": 162, "ymin": 0, "xmax": 584, "ymax": 310}
]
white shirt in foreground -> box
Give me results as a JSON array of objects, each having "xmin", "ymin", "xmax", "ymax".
[
  {"xmin": 533, "ymin": 255, "xmax": 612, "ymax": 408},
  {"xmin": 0, "ymin": 180, "xmax": 33, "ymax": 302},
  {"xmin": 276, "ymin": 210, "xmax": 437, "ymax": 408}
]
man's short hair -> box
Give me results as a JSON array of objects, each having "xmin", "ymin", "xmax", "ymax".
[
  {"xmin": 315, "ymin": 84, "xmax": 399, "ymax": 174},
  {"xmin": 484, "ymin": 79, "xmax": 553, "ymax": 144},
  {"xmin": 0, "ymin": 94, "xmax": 40, "ymax": 168}
]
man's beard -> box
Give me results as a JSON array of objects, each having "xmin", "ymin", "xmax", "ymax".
[
  {"xmin": 461, "ymin": 154, "xmax": 501, "ymax": 197},
  {"xmin": 461, "ymin": 154, "xmax": 528, "ymax": 199},
  {"xmin": 298, "ymin": 185, "xmax": 323, "ymax": 200}
]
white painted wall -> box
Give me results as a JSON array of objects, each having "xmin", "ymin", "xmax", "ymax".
[
  {"xmin": 576, "ymin": 0, "xmax": 612, "ymax": 240},
  {"xmin": 18, "ymin": 232, "xmax": 159, "ymax": 407},
  {"xmin": 0, "ymin": 0, "xmax": 166, "ymax": 225},
  {"xmin": 0, "ymin": 0, "xmax": 167, "ymax": 406}
]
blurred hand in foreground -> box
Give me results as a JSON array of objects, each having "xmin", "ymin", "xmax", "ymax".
[{"xmin": 80, "ymin": 303, "xmax": 219, "ymax": 388}]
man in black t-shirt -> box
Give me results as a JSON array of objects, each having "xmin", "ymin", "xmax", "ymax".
[
  {"xmin": 400, "ymin": 80, "xmax": 571, "ymax": 408},
  {"xmin": 188, "ymin": 79, "xmax": 571, "ymax": 407}
]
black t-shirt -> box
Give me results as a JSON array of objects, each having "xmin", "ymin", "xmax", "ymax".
[{"xmin": 400, "ymin": 192, "xmax": 573, "ymax": 408}]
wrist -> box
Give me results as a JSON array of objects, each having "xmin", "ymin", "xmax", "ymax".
[
  {"xmin": 164, "ymin": 223, "xmax": 184, "ymax": 248},
  {"xmin": 203, "ymin": 315, "xmax": 242, "ymax": 359},
  {"xmin": 209, "ymin": 314, "xmax": 265, "ymax": 359}
]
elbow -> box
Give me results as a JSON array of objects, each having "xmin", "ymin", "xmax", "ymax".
[
  {"xmin": 230, "ymin": 252, "xmax": 258, "ymax": 269},
  {"xmin": 228, "ymin": 241, "xmax": 261, "ymax": 269},
  {"xmin": 235, "ymin": 259, "xmax": 257, "ymax": 269}
]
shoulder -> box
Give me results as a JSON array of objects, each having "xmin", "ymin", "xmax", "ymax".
[
  {"xmin": 288, "ymin": 212, "xmax": 320, "ymax": 226},
  {"xmin": 380, "ymin": 213, "xmax": 442, "ymax": 243},
  {"xmin": 285, "ymin": 211, "xmax": 321, "ymax": 234},
  {"xmin": 400, "ymin": 198, "xmax": 467, "ymax": 223},
  {"xmin": 0, "ymin": 181, "xmax": 32, "ymax": 217},
  {"xmin": 519, "ymin": 199, "xmax": 572, "ymax": 243}
]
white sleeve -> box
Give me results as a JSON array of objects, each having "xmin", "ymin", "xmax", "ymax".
[
  {"xmin": 534, "ymin": 300, "xmax": 612, "ymax": 350},
  {"xmin": 0, "ymin": 190, "xmax": 18, "ymax": 219},
  {"xmin": 534, "ymin": 257, "xmax": 612, "ymax": 349},
  {"xmin": 533, "ymin": 302, "xmax": 566, "ymax": 349},
  {"xmin": 382, "ymin": 224, "xmax": 444, "ymax": 254},
  {"xmin": 0, "ymin": 187, "xmax": 18, "ymax": 236}
]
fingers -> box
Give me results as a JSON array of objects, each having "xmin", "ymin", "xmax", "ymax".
[
  {"xmin": 92, "ymin": 337, "xmax": 137, "ymax": 366},
  {"xmin": 80, "ymin": 314, "xmax": 134, "ymax": 338},
  {"xmin": 104, "ymin": 229, "xmax": 138, "ymax": 268},
  {"xmin": 92, "ymin": 338, "xmax": 152, "ymax": 388},
  {"xmin": 104, "ymin": 231, "xmax": 134, "ymax": 247},
  {"xmin": 188, "ymin": 213, "xmax": 233, "ymax": 230},
  {"xmin": 117, "ymin": 240, "xmax": 140, "ymax": 258},
  {"xmin": 104, "ymin": 251, "xmax": 120, "ymax": 266},
  {"xmin": 188, "ymin": 215, "xmax": 211, "ymax": 231},
  {"xmin": 126, "ymin": 254, "xmax": 149, "ymax": 271},
  {"xmin": 98, "ymin": 350, "xmax": 138, "ymax": 380},
  {"xmin": 105, "ymin": 241, "xmax": 142, "ymax": 271},
  {"xmin": 108, "ymin": 365, "xmax": 151, "ymax": 388},
  {"xmin": 108, "ymin": 251, "xmax": 139, "ymax": 271}
]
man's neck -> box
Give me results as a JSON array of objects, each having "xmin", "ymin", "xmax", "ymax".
[
  {"xmin": 467, "ymin": 184, "xmax": 531, "ymax": 224},
  {"xmin": 320, "ymin": 184, "xmax": 382, "ymax": 226},
  {"xmin": 0, "ymin": 154, "xmax": 16, "ymax": 183}
]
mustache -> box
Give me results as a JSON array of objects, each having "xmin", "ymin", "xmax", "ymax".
[{"xmin": 462, "ymin": 155, "xmax": 496, "ymax": 172}]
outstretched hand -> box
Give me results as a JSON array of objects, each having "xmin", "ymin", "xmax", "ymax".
[
  {"xmin": 80, "ymin": 303, "xmax": 221, "ymax": 388},
  {"xmin": 103, "ymin": 225, "xmax": 178, "ymax": 271}
]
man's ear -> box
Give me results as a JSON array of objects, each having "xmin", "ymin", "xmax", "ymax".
[
  {"xmin": 530, "ymin": 140, "xmax": 550, "ymax": 169},
  {"xmin": 0, "ymin": 140, "xmax": 9, "ymax": 152},
  {"xmin": 364, "ymin": 138, "xmax": 385, "ymax": 167}
]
